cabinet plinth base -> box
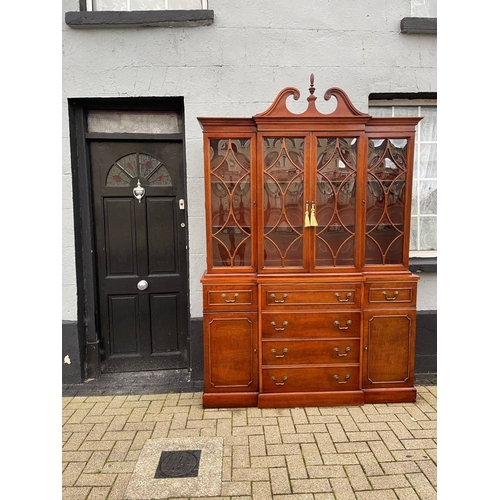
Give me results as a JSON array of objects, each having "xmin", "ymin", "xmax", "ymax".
[
  {"xmin": 203, "ymin": 392, "xmax": 258, "ymax": 408},
  {"xmin": 257, "ymin": 391, "xmax": 365, "ymax": 408},
  {"xmin": 363, "ymin": 387, "xmax": 417, "ymax": 404}
]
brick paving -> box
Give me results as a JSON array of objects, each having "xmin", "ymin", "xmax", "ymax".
[{"xmin": 62, "ymin": 378, "xmax": 437, "ymax": 500}]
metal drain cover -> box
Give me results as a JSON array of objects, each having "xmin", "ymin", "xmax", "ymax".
[{"xmin": 154, "ymin": 450, "xmax": 202, "ymax": 479}]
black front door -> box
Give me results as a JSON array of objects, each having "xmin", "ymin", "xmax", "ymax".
[{"xmin": 91, "ymin": 140, "xmax": 189, "ymax": 372}]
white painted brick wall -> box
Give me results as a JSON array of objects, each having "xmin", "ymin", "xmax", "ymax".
[{"xmin": 62, "ymin": 0, "xmax": 436, "ymax": 320}]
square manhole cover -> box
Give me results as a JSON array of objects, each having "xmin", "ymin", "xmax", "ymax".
[{"xmin": 154, "ymin": 450, "xmax": 202, "ymax": 479}]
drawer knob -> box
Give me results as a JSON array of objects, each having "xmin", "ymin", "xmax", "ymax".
[
  {"xmin": 271, "ymin": 320, "xmax": 289, "ymax": 331},
  {"xmin": 382, "ymin": 290, "xmax": 399, "ymax": 301},
  {"xmin": 270, "ymin": 293, "xmax": 288, "ymax": 303},
  {"xmin": 333, "ymin": 346, "xmax": 351, "ymax": 357},
  {"xmin": 333, "ymin": 374, "xmax": 351, "ymax": 384},
  {"xmin": 271, "ymin": 348, "xmax": 288, "ymax": 358},
  {"xmin": 335, "ymin": 292, "xmax": 352, "ymax": 302},
  {"xmin": 334, "ymin": 320, "xmax": 352, "ymax": 330},
  {"xmin": 221, "ymin": 293, "xmax": 239, "ymax": 303},
  {"xmin": 271, "ymin": 376, "xmax": 288, "ymax": 386}
]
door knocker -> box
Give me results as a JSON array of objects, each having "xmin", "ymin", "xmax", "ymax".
[{"xmin": 133, "ymin": 180, "xmax": 145, "ymax": 203}]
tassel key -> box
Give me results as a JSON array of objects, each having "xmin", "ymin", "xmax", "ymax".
[
  {"xmin": 309, "ymin": 202, "xmax": 318, "ymax": 227},
  {"xmin": 304, "ymin": 202, "xmax": 311, "ymax": 228}
]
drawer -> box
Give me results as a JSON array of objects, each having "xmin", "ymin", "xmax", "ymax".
[
  {"xmin": 262, "ymin": 311, "xmax": 360, "ymax": 339},
  {"xmin": 262, "ymin": 339, "xmax": 360, "ymax": 365},
  {"xmin": 261, "ymin": 283, "xmax": 361, "ymax": 310},
  {"xmin": 262, "ymin": 366, "xmax": 360, "ymax": 393},
  {"xmin": 365, "ymin": 281, "xmax": 417, "ymax": 307},
  {"xmin": 203, "ymin": 284, "xmax": 258, "ymax": 311}
]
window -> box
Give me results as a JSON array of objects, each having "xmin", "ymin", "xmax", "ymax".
[
  {"xmin": 411, "ymin": 0, "xmax": 437, "ymax": 17},
  {"xmin": 369, "ymin": 100, "xmax": 437, "ymax": 257},
  {"xmin": 86, "ymin": 0, "xmax": 208, "ymax": 10}
]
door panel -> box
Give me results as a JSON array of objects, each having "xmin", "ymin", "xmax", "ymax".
[
  {"xmin": 147, "ymin": 198, "xmax": 177, "ymax": 274},
  {"xmin": 109, "ymin": 295, "xmax": 139, "ymax": 355},
  {"xmin": 91, "ymin": 140, "xmax": 189, "ymax": 372},
  {"xmin": 105, "ymin": 198, "xmax": 137, "ymax": 275},
  {"xmin": 363, "ymin": 309, "xmax": 415, "ymax": 388},
  {"xmin": 150, "ymin": 294, "xmax": 179, "ymax": 353}
]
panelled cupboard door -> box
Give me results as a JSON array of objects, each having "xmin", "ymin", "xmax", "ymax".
[
  {"xmin": 203, "ymin": 312, "xmax": 259, "ymax": 392},
  {"xmin": 362, "ymin": 309, "xmax": 416, "ymax": 388},
  {"xmin": 91, "ymin": 141, "xmax": 189, "ymax": 372}
]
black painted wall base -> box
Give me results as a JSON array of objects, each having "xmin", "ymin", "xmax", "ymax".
[
  {"xmin": 415, "ymin": 310, "xmax": 437, "ymax": 374},
  {"xmin": 62, "ymin": 311, "xmax": 437, "ymax": 384},
  {"xmin": 62, "ymin": 321, "xmax": 84, "ymax": 384}
]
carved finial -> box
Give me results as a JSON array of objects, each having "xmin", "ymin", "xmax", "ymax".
[{"xmin": 309, "ymin": 73, "xmax": 315, "ymax": 96}]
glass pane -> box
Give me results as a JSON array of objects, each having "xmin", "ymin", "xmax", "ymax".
[
  {"xmin": 419, "ymin": 217, "xmax": 437, "ymax": 251},
  {"xmin": 106, "ymin": 154, "xmax": 137, "ymax": 186},
  {"xmin": 263, "ymin": 137, "xmax": 305, "ymax": 268},
  {"xmin": 210, "ymin": 138, "xmax": 252, "ymax": 267},
  {"xmin": 148, "ymin": 165, "xmax": 172, "ymax": 186},
  {"xmin": 315, "ymin": 137, "xmax": 357, "ymax": 267},
  {"xmin": 105, "ymin": 153, "xmax": 173, "ymax": 187},
  {"xmin": 411, "ymin": 0, "xmax": 437, "ymax": 17},
  {"xmin": 168, "ymin": 0, "xmax": 203, "ymax": 8},
  {"xmin": 419, "ymin": 180, "xmax": 437, "ymax": 215},
  {"xmin": 369, "ymin": 106, "xmax": 392, "ymax": 117},
  {"xmin": 419, "ymin": 143, "xmax": 437, "ymax": 178},
  {"xmin": 94, "ymin": 0, "xmax": 128, "ymax": 10},
  {"xmin": 87, "ymin": 110, "xmax": 182, "ymax": 134},
  {"xmin": 130, "ymin": 0, "xmax": 166, "ymax": 9},
  {"xmin": 410, "ymin": 216, "xmax": 418, "ymax": 250},
  {"xmin": 366, "ymin": 138, "xmax": 408, "ymax": 265},
  {"xmin": 420, "ymin": 107, "xmax": 437, "ymax": 141}
]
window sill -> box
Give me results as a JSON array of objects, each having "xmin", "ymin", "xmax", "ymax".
[
  {"xmin": 400, "ymin": 17, "xmax": 437, "ymax": 35},
  {"xmin": 409, "ymin": 257, "xmax": 437, "ymax": 273},
  {"xmin": 65, "ymin": 9, "xmax": 214, "ymax": 29}
]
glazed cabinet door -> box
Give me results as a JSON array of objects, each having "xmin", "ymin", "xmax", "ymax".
[
  {"xmin": 362, "ymin": 309, "xmax": 416, "ymax": 400},
  {"xmin": 259, "ymin": 134, "xmax": 361, "ymax": 272},
  {"xmin": 363, "ymin": 128, "xmax": 419, "ymax": 269},
  {"xmin": 205, "ymin": 136, "xmax": 256, "ymax": 272},
  {"xmin": 312, "ymin": 135, "xmax": 360, "ymax": 270},
  {"xmin": 260, "ymin": 135, "xmax": 309, "ymax": 271}
]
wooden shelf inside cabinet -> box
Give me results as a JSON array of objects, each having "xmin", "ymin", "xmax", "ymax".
[{"xmin": 198, "ymin": 74, "xmax": 421, "ymax": 408}]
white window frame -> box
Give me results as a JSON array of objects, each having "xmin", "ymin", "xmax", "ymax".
[
  {"xmin": 86, "ymin": 0, "xmax": 208, "ymax": 10},
  {"xmin": 369, "ymin": 99, "xmax": 437, "ymax": 259}
]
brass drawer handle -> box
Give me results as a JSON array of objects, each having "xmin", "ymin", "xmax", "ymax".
[
  {"xmin": 334, "ymin": 320, "xmax": 352, "ymax": 330},
  {"xmin": 271, "ymin": 320, "xmax": 288, "ymax": 331},
  {"xmin": 333, "ymin": 347, "xmax": 351, "ymax": 357},
  {"xmin": 271, "ymin": 348, "xmax": 288, "ymax": 358},
  {"xmin": 271, "ymin": 376, "xmax": 288, "ymax": 386},
  {"xmin": 270, "ymin": 293, "xmax": 288, "ymax": 303},
  {"xmin": 333, "ymin": 374, "xmax": 351, "ymax": 384},
  {"xmin": 382, "ymin": 290, "xmax": 399, "ymax": 301},
  {"xmin": 221, "ymin": 293, "xmax": 239, "ymax": 303},
  {"xmin": 335, "ymin": 292, "xmax": 352, "ymax": 302}
]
